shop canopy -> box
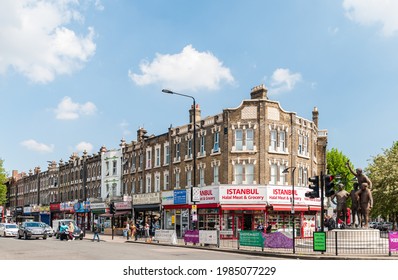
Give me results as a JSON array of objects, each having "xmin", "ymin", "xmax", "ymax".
[
  {"xmin": 99, "ymin": 211, "xmax": 131, "ymax": 217},
  {"xmin": 221, "ymin": 204, "xmax": 267, "ymax": 211},
  {"xmin": 270, "ymin": 204, "xmax": 311, "ymax": 211}
]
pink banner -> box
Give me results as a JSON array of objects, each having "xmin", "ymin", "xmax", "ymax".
[{"xmin": 388, "ymin": 231, "xmax": 398, "ymax": 252}]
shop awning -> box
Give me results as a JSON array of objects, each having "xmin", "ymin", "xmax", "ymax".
[
  {"xmin": 99, "ymin": 211, "xmax": 131, "ymax": 217},
  {"xmin": 221, "ymin": 204, "xmax": 267, "ymax": 211},
  {"xmin": 271, "ymin": 204, "xmax": 309, "ymax": 211}
]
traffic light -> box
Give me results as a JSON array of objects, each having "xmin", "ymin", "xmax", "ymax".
[
  {"xmin": 324, "ymin": 175, "xmax": 335, "ymax": 197},
  {"xmin": 306, "ymin": 176, "xmax": 320, "ymax": 198},
  {"xmin": 109, "ymin": 202, "xmax": 116, "ymax": 214}
]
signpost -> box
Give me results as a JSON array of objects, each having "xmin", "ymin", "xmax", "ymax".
[
  {"xmin": 313, "ymin": 231, "xmax": 327, "ymax": 252},
  {"xmin": 238, "ymin": 230, "xmax": 264, "ymax": 251}
]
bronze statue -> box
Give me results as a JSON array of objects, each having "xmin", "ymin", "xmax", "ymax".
[
  {"xmin": 356, "ymin": 182, "xmax": 373, "ymax": 228},
  {"xmin": 350, "ymin": 183, "xmax": 361, "ymax": 228},
  {"xmin": 331, "ymin": 183, "xmax": 350, "ymax": 226},
  {"xmin": 346, "ymin": 160, "xmax": 372, "ymax": 189}
]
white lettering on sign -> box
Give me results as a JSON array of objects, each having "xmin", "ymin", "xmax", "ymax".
[{"xmin": 220, "ymin": 185, "xmax": 267, "ymax": 203}]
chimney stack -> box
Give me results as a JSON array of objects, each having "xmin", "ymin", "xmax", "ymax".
[
  {"xmin": 250, "ymin": 84, "xmax": 268, "ymax": 100},
  {"xmin": 312, "ymin": 107, "xmax": 319, "ymax": 128}
]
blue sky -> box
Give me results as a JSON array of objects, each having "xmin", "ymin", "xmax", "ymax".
[{"xmin": 1, "ymin": 0, "xmax": 398, "ymax": 175}]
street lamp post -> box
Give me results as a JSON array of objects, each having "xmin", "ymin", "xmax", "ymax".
[
  {"xmin": 82, "ymin": 150, "xmax": 88, "ymax": 237},
  {"xmin": 283, "ymin": 166, "xmax": 296, "ymax": 254},
  {"xmin": 162, "ymin": 89, "xmax": 198, "ymax": 230}
]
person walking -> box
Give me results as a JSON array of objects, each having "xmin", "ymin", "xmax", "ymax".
[
  {"xmin": 92, "ymin": 223, "xmax": 100, "ymax": 242},
  {"xmin": 131, "ymin": 222, "xmax": 137, "ymax": 241},
  {"xmin": 125, "ymin": 222, "xmax": 130, "ymax": 240},
  {"xmin": 144, "ymin": 222, "xmax": 150, "ymax": 238},
  {"xmin": 68, "ymin": 222, "xmax": 75, "ymax": 241}
]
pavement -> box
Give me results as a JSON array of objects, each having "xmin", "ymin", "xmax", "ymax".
[{"xmin": 83, "ymin": 232, "xmax": 398, "ymax": 260}]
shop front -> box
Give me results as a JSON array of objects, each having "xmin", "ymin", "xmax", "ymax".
[
  {"xmin": 74, "ymin": 200, "xmax": 90, "ymax": 232},
  {"xmin": 39, "ymin": 206, "xmax": 50, "ymax": 225},
  {"xmin": 161, "ymin": 189, "xmax": 189, "ymax": 238},
  {"xmin": 218, "ymin": 185, "xmax": 267, "ymax": 239},
  {"xmin": 133, "ymin": 192, "xmax": 161, "ymax": 237},
  {"xmin": 90, "ymin": 202, "xmax": 107, "ymax": 233},
  {"xmin": 265, "ymin": 185, "xmax": 321, "ymax": 238},
  {"xmin": 49, "ymin": 203, "xmax": 61, "ymax": 226},
  {"xmin": 100, "ymin": 201, "xmax": 132, "ymax": 235},
  {"xmin": 60, "ymin": 201, "xmax": 75, "ymax": 220}
]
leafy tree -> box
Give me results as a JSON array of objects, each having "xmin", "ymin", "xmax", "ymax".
[
  {"xmin": 326, "ymin": 148, "xmax": 355, "ymax": 193},
  {"xmin": 366, "ymin": 142, "xmax": 398, "ymax": 223},
  {"xmin": 0, "ymin": 159, "xmax": 7, "ymax": 206}
]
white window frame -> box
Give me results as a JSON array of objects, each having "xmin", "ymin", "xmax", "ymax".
[
  {"xmin": 200, "ymin": 135, "xmax": 205, "ymax": 156},
  {"xmin": 199, "ymin": 167, "xmax": 205, "ymax": 187},
  {"xmin": 235, "ymin": 129, "xmax": 243, "ymax": 151},
  {"xmin": 163, "ymin": 172, "xmax": 169, "ymax": 191},
  {"xmin": 146, "ymin": 175, "xmax": 151, "ymax": 193},
  {"xmin": 213, "ymin": 131, "xmax": 220, "ymax": 153},
  {"xmin": 270, "ymin": 130, "xmax": 277, "ymax": 151},
  {"xmin": 213, "ymin": 165, "xmax": 219, "ymax": 184},
  {"xmin": 279, "ymin": 130, "xmax": 286, "ymax": 152},
  {"xmin": 155, "ymin": 147, "xmax": 161, "ymax": 167},
  {"xmin": 234, "ymin": 164, "xmax": 243, "ymax": 184},
  {"xmin": 270, "ymin": 164, "xmax": 278, "ymax": 185},
  {"xmin": 164, "ymin": 144, "xmax": 170, "ymax": 165},
  {"xmin": 245, "ymin": 164, "xmax": 254, "ymax": 184},
  {"xmin": 246, "ymin": 129, "xmax": 254, "ymax": 151},
  {"xmin": 146, "ymin": 149, "xmax": 152, "ymax": 169}
]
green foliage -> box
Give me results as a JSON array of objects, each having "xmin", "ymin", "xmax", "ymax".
[
  {"xmin": 326, "ymin": 148, "xmax": 354, "ymax": 192},
  {"xmin": 366, "ymin": 142, "xmax": 398, "ymax": 223},
  {"xmin": 0, "ymin": 159, "xmax": 7, "ymax": 205}
]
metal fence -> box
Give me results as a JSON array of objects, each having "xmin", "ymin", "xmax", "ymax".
[{"xmin": 170, "ymin": 229, "xmax": 398, "ymax": 257}]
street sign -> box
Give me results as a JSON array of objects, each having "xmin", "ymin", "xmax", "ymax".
[
  {"xmin": 192, "ymin": 187, "xmax": 200, "ymax": 202},
  {"xmin": 313, "ymin": 231, "xmax": 326, "ymax": 252}
]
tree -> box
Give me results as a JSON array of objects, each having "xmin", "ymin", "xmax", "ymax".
[
  {"xmin": 366, "ymin": 142, "xmax": 398, "ymax": 224},
  {"xmin": 326, "ymin": 148, "xmax": 355, "ymax": 193},
  {"xmin": 0, "ymin": 159, "xmax": 7, "ymax": 206}
]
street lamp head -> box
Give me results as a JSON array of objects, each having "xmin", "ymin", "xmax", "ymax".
[
  {"xmin": 162, "ymin": 89, "xmax": 174, "ymax": 94},
  {"xmin": 282, "ymin": 167, "xmax": 296, "ymax": 174}
]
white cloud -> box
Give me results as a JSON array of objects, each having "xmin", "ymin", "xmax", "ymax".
[
  {"xmin": 21, "ymin": 139, "xmax": 54, "ymax": 153},
  {"xmin": 0, "ymin": 0, "xmax": 96, "ymax": 83},
  {"xmin": 75, "ymin": 141, "xmax": 93, "ymax": 154},
  {"xmin": 269, "ymin": 68, "xmax": 302, "ymax": 94},
  {"xmin": 55, "ymin": 96, "xmax": 97, "ymax": 120},
  {"xmin": 129, "ymin": 44, "xmax": 234, "ymax": 92},
  {"xmin": 343, "ymin": 0, "xmax": 398, "ymax": 37}
]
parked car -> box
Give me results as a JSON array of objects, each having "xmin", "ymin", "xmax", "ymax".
[
  {"xmin": 18, "ymin": 221, "xmax": 47, "ymax": 240},
  {"xmin": 369, "ymin": 222, "xmax": 377, "ymax": 229},
  {"xmin": 40, "ymin": 222, "xmax": 54, "ymax": 237},
  {"xmin": 53, "ymin": 219, "xmax": 83, "ymax": 240},
  {"xmin": 0, "ymin": 223, "xmax": 19, "ymax": 237},
  {"xmin": 381, "ymin": 222, "xmax": 393, "ymax": 231}
]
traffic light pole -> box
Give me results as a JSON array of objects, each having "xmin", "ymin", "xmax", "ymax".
[
  {"xmin": 320, "ymin": 171, "xmax": 324, "ymax": 232},
  {"xmin": 112, "ymin": 213, "xmax": 114, "ymax": 240}
]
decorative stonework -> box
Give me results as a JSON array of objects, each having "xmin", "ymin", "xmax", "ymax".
[
  {"xmin": 267, "ymin": 107, "xmax": 280, "ymax": 121},
  {"xmin": 241, "ymin": 106, "xmax": 257, "ymax": 119}
]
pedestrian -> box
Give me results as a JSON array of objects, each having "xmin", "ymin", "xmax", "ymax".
[
  {"xmin": 131, "ymin": 222, "xmax": 137, "ymax": 241},
  {"xmin": 125, "ymin": 222, "xmax": 130, "ymax": 240},
  {"xmin": 144, "ymin": 222, "xmax": 150, "ymax": 238},
  {"xmin": 68, "ymin": 221, "xmax": 75, "ymax": 241},
  {"xmin": 92, "ymin": 223, "xmax": 100, "ymax": 242},
  {"xmin": 256, "ymin": 222, "xmax": 264, "ymax": 232}
]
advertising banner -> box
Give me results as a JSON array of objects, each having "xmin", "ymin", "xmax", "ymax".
[
  {"xmin": 184, "ymin": 230, "xmax": 199, "ymax": 244},
  {"xmin": 389, "ymin": 231, "xmax": 398, "ymax": 252}
]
